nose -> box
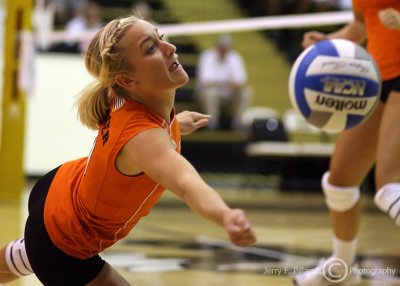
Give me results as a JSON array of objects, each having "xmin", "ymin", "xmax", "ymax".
[{"xmin": 162, "ymin": 40, "xmax": 177, "ymax": 58}]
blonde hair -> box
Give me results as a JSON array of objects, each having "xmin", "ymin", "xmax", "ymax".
[{"xmin": 76, "ymin": 16, "xmax": 140, "ymax": 130}]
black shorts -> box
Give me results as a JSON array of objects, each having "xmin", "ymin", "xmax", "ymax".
[
  {"xmin": 380, "ymin": 76, "xmax": 400, "ymax": 102},
  {"xmin": 24, "ymin": 167, "xmax": 105, "ymax": 286}
]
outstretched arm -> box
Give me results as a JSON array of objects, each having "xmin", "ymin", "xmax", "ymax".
[{"xmin": 120, "ymin": 128, "xmax": 256, "ymax": 246}]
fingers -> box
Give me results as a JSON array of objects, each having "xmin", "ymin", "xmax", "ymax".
[
  {"xmin": 192, "ymin": 118, "xmax": 210, "ymax": 129},
  {"xmin": 231, "ymin": 231, "xmax": 257, "ymax": 247},
  {"xmin": 176, "ymin": 111, "xmax": 211, "ymax": 135},
  {"xmin": 379, "ymin": 8, "xmax": 400, "ymax": 29},
  {"xmin": 188, "ymin": 112, "xmax": 211, "ymax": 130},
  {"xmin": 225, "ymin": 209, "xmax": 257, "ymax": 247},
  {"xmin": 190, "ymin": 112, "xmax": 212, "ymax": 121},
  {"xmin": 177, "ymin": 111, "xmax": 211, "ymax": 123},
  {"xmin": 229, "ymin": 224, "xmax": 257, "ymax": 247},
  {"xmin": 302, "ymin": 31, "xmax": 326, "ymax": 48}
]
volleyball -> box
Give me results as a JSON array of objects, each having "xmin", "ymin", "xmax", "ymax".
[{"xmin": 288, "ymin": 39, "xmax": 381, "ymax": 133}]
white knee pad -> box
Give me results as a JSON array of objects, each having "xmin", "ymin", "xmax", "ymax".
[
  {"xmin": 375, "ymin": 183, "xmax": 400, "ymax": 225},
  {"xmin": 322, "ymin": 172, "xmax": 361, "ymax": 212},
  {"xmin": 5, "ymin": 238, "xmax": 33, "ymax": 276}
]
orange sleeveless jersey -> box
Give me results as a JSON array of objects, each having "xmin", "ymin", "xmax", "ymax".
[
  {"xmin": 353, "ymin": 0, "xmax": 400, "ymax": 80},
  {"xmin": 44, "ymin": 98, "xmax": 181, "ymax": 259}
]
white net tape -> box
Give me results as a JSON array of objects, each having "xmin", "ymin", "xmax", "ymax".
[
  {"xmin": 36, "ymin": 11, "xmax": 353, "ymax": 45},
  {"xmin": 160, "ymin": 11, "xmax": 353, "ymax": 36}
]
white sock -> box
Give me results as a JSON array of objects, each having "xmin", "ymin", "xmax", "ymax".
[
  {"xmin": 332, "ymin": 235, "xmax": 358, "ymax": 265},
  {"xmin": 375, "ymin": 183, "xmax": 400, "ymax": 225}
]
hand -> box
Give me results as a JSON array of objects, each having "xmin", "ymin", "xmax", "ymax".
[
  {"xmin": 176, "ymin": 110, "xmax": 211, "ymax": 135},
  {"xmin": 223, "ymin": 209, "xmax": 256, "ymax": 247},
  {"xmin": 379, "ymin": 8, "xmax": 400, "ymax": 29},
  {"xmin": 302, "ymin": 31, "xmax": 327, "ymax": 48}
]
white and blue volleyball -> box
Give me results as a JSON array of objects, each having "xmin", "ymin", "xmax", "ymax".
[{"xmin": 288, "ymin": 39, "xmax": 381, "ymax": 133}]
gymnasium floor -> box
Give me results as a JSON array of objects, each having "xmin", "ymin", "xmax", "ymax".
[{"xmin": 1, "ymin": 182, "xmax": 399, "ymax": 286}]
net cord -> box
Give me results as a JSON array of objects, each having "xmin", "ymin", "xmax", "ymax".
[{"xmin": 38, "ymin": 11, "xmax": 353, "ymax": 44}]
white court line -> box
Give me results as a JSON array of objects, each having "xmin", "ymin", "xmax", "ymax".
[{"xmin": 196, "ymin": 235, "xmax": 315, "ymax": 263}]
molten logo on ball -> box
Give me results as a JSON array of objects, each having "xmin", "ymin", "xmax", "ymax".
[
  {"xmin": 314, "ymin": 94, "xmax": 367, "ymax": 112},
  {"xmin": 288, "ymin": 39, "xmax": 381, "ymax": 133}
]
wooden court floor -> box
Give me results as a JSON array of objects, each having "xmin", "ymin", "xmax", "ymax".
[{"xmin": 0, "ymin": 180, "xmax": 399, "ymax": 286}]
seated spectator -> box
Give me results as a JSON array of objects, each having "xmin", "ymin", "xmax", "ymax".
[
  {"xmin": 65, "ymin": 0, "xmax": 102, "ymax": 53},
  {"xmin": 197, "ymin": 35, "xmax": 251, "ymax": 130},
  {"xmin": 131, "ymin": 1, "xmax": 153, "ymax": 21},
  {"xmin": 48, "ymin": 0, "xmax": 102, "ymax": 53}
]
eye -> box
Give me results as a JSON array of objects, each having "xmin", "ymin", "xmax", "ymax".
[
  {"xmin": 146, "ymin": 34, "xmax": 165, "ymax": 54},
  {"xmin": 148, "ymin": 44, "xmax": 156, "ymax": 53}
]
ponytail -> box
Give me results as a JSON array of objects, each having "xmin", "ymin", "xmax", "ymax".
[
  {"xmin": 75, "ymin": 81, "xmax": 110, "ymax": 130},
  {"xmin": 75, "ymin": 15, "xmax": 140, "ymax": 130}
]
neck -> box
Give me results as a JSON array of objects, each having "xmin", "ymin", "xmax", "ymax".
[
  {"xmin": 132, "ymin": 90, "xmax": 175, "ymax": 123},
  {"xmin": 152, "ymin": 102, "xmax": 174, "ymax": 123}
]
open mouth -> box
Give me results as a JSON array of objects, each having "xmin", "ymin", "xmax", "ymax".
[{"xmin": 169, "ymin": 61, "xmax": 181, "ymax": 72}]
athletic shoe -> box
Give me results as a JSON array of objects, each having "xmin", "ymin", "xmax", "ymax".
[{"xmin": 293, "ymin": 257, "xmax": 361, "ymax": 285}]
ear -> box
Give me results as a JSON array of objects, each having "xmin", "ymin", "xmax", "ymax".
[{"xmin": 115, "ymin": 74, "xmax": 135, "ymax": 89}]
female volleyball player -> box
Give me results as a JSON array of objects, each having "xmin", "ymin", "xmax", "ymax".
[
  {"xmin": 0, "ymin": 16, "xmax": 256, "ymax": 285},
  {"xmin": 295, "ymin": 1, "xmax": 400, "ymax": 285}
]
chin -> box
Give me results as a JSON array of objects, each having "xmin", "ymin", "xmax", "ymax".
[{"xmin": 175, "ymin": 71, "xmax": 189, "ymax": 88}]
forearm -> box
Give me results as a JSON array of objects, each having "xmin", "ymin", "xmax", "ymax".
[
  {"xmin": 124, "ymin": 129, "xmax": 256, "ymax": 247},
  {"xmin": 327, "ymin": 21, "xmax": 365, "ymax": 44},
  {"xmin": 172, "ymin": 172, "xmax": 256, "ymax": 247},
  {"xmin": 174, "ymin": 172, "xmax": 231, "ymax": 226}
]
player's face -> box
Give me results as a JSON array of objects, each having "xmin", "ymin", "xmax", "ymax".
[{"xmin": 121, "ymin": 20, "xmax": 189, "ymax": 94}]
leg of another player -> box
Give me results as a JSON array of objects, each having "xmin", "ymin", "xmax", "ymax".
[
  {"xmin": 327, "ymin": 101, "xmax": 384, "ymax": 263},
  {"xmin": 374, "ymin": 90, "xmax": 400, "ymax": 225},
  {"xmin": 294, "ymin": 103, "xmax": 383, "ymax": 285},
  {"xmin": 87, "ymin": 262, "xmax": 131, "ymax": 286}
]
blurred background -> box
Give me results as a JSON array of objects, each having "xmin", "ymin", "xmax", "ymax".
[
  {"xmin": 1, "ymin": 1, "xmax": 398, "ymax": 286},
  {"xmin": 21, "ymin": 0, "xmax": 354, "ymax": 190}
]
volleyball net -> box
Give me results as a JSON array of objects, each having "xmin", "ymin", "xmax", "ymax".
[{"xmin": 36, "ymin": 10, "xmax": 352, "ymax": 45}]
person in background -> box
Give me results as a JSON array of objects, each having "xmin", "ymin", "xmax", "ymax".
[
  {"xmin": 64, "ymin": 0, "xmax": 103, "ymax": 53},
  {"xmin": 0, "ymin": 15, "xmax": 256, "ymax": 285},
  {"xmin": 294, "ymin": 1, "xmax": 400, "ymax": 285},
  {"xmin": 131, "ymin": 1, "xmax": 153, "ymax": 22},
  {"xmin": 48, "ymin": 0, "xmax": 102, "ymax": 53},
  {"xmin": 197, "ymin": 34, "xmax": 251, "ymax": 130}
]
